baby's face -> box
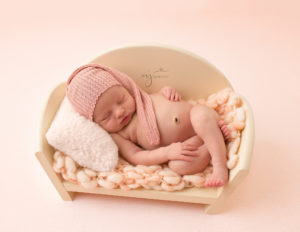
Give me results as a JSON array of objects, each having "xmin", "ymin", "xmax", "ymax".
[{"xmin": 93, "ymin": 86, "xmax": 136, "ymax": 133}]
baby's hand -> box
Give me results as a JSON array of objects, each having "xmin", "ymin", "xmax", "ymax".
[
  {"xmin": 161, "ymin": 86, "xmax": 181, "ymax": 101},
  {"xmin": 167, "ymin": 142, "xmax": 199, "ymax": 162}
]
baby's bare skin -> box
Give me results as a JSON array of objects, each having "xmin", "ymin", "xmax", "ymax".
[
  {"xmin": 94, "ymin": 86, "xmax": 229, "ymax": 187},
  {"xmin": 152, "ymin": 92, "xmax": 228, "ymax": 187}
]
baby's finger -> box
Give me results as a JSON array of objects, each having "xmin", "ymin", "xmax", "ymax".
[
  {"xmin": 171, "ymin": 90, "xmax": 176, "ymax": 101},
  {"xmin": 173, "ymin": 94, "xmax": 177, "ymax": 101},
  {"xmin": 173, "ymin": 93, "xmax": 178, "ymax": 101},
  {"xmin": 182, "ymin": 150, "xmax": 199, "ymax": 156},
  {"xmin": 182, "ymin": 144, "xmax": 198, "ymax": 151},
  {"xmin": 178, "ymin": 155, "xmax": 193, "ymax": 162},
  {"xmin": 165, "ymin": 89, "xmax": 172, "ymax": 100},
  {"xmin": 170, "ymin": 94, "xmax": 175, "ymax": 101}
]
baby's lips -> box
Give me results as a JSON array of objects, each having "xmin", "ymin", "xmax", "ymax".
[
  {"xmin": 121, "ymin": 114, "xmax": 130, "ymax": 124},
  {"xmin": 120, "ymin": 115, "xmax": 127, "ymax": 124}
]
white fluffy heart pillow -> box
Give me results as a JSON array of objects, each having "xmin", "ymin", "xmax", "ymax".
[{"xmin": 46, "ymin": 97, "xmax": 119, "ymax": 172}]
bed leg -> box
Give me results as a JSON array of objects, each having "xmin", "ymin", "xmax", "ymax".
[
  {"xmin": 36, "ymin": 152, "xmax": 75, "ymax": 201},
  {"xmin": 205, "ymin": 169, "xmax": 249, "ymax": 214},
  {"xmin": 204, "ymin": 189, "xmax": 228, "ymax": 214}
]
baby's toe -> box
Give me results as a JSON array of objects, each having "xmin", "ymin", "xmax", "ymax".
[
  {"xmin": 216, "ymin": 180, "xmax": 224, "ymax": 187},
  {"xmin": 218, "ymin": 120, "xmax": 225, "ymax": 127},
  {"xmin": 205, "ymin": 179, "xmax": 212, "ymax": 187}
]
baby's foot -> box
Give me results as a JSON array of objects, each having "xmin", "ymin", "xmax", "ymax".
[
  {"xmin": 218, "ymin": 120, "xmax": 230, "ymax": 141},
  {"xmin": 205, "ymin": 163, "xmax": 228, "ymax": 187}
]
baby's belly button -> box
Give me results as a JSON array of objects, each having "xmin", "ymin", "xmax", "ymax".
[
  {"xmin": 159, "ymin": 118, "xmax": 194, "ymax": 143},
  {"xmin": 154, "ymin": 101, "xmax": 194, "ymax": 142}
]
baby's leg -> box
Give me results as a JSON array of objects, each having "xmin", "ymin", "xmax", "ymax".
[
  {"xmin": 190, "ymin": 105, "xmax": 228, "ymax": 187},
  {"xmin": 168, "ymin": 143, "xmax": 211, "ymax": 175}
]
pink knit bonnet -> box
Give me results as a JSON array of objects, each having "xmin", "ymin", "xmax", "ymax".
[{"xmin": 66, "ymin": 64, "xmax": 160, "ymax": 146}]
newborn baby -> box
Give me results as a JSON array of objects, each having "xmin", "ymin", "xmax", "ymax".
[{"xmin": 66, "ymin": 64, "xmax": 230, "ymax": 187}]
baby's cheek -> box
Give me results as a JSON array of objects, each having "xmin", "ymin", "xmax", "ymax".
[
  {"xmin": 94, "ymin": 120, "xmax": 103, "ymax": 128},
  {"xmin": 107, "ymin": 121, "xmax": 120, "ymax": 133},
  {"xmin": 99, "ymin": 121, "xmax": 110, "ymax": 131}
]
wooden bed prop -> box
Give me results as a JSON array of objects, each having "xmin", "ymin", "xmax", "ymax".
[{"xmin": 35, "ymin": 45, "xmax": 254, "ymax": 214}]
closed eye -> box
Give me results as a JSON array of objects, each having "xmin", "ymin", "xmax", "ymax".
[
  {"xmin": 102, "ymin": 112, "xmax": 111, "ymax": 121},
  {"xmin": 118, "ymin": 95, "xmax": 125, "ymax": 104}
]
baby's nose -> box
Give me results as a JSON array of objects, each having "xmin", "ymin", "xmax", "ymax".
[{"xmin": 115, "ymin": 107, "xmax": 125, "ymax": 118}]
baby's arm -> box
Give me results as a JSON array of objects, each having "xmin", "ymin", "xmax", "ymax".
[
  {"xmin": 111, "ymin": 133, "xmax": 199, "ymax": 166},
  {"xmin": 160, "ymin": 86, "xmax": 181, "ymax": 101}
]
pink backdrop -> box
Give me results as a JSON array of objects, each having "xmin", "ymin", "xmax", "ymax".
[{"xmin": 1, "ymin": 0, "xmax": 299, "ymax": 231}]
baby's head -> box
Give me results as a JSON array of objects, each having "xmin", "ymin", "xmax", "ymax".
[
  {"xmin": 67, "ymin": 64, "xmax": 160, "ymax": 145},
  {"xmin": 66, "ymin": 65, "xmax": 136, "ymax": 132}
]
